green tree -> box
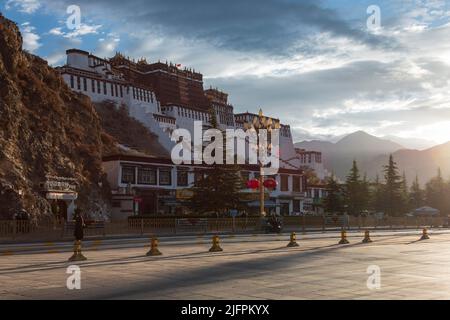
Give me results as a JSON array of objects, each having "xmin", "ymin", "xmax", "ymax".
[
  {"xmin": 370, "ymin": 174, "xmax": 384, "ymax": 212},
  {"xmin": 409, "ymin": 174, "xmax": 424, "ymax": 209},
  {"xmin": 323, "ymin": 174, "xmax": 344, "ymax": 214},
  {"xmin": 425, "ymin": 168, "xmax": 449, "ymax": 215},
  {"xmin": 188, "ymin": 165, "xmax": 243, "ymax": 215},
  {"xmin": 187, "ymin": 109, "xmax": 244, "ymax": 215},
  {"xmin": 399, "ymin": 172, "xmax": 410, "ymax": 212},
  {"xmin": 361, "ymin": 173, "xmax": 371, "ymax": 213},
  {"xmin": 382, "ymin": 155, "xmax": 404, "ymax": 216},
  {"xmin": 345, "ymin": 160, "xmax": 367, "ymax": 215}
]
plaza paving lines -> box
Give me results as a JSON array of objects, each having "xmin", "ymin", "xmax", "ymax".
[{"xmin": 1, "ymin": 233, "xmax": 450, "ymax": 299}]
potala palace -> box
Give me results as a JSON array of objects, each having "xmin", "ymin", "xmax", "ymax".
[{"xmin": 56, "ymin": 49, "xmax": 327, "ymax": 220}]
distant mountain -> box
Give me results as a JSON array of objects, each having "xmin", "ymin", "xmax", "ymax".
[
  {"xmin": 295, "ymin": 131, "xmax": 405, "ymax": 179},
  {"xmin": 363, "ymin": 142, "xmax": 450, "ymax": 185},
  {"xmin": 335, "ymin": 131, "xmax": 404, "ymax": 154},
  {"xmin": 382, "ymin": 135, "xmax": 437, "ymax": 150},
  {"xmin": 296, "ymin": 131, "xmax": 450, "ymax": 184}
]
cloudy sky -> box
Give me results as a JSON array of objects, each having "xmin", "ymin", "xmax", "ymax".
[{"xmin": 2, "ymin": 0, "xmax": 450, "ymax": 149}]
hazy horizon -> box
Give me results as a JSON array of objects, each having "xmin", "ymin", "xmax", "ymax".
[{"xmin": 294, "ymin": 130, "xmax": 441, "ymax": 150}]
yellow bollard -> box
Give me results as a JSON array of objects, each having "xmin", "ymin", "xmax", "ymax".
[
  {"xmin": 209, "ymin": 235, "xmax": 223, "ymax": 252},
  {"xmin": 420, "ymin": 228, "xmax": 430, "ymax": 240},
  {"xmin": 146, "ymin": 237, "xmax": 162, "ymax": 256},
  {"xmin": 287, "ymin": 232, "xmax": 299, "ymax": 247},
  {"xmin": 68, "ymin": 240, "xmax": 87, "ymax": 261},
  {"xmin": 338, "ymin": 230, "xmax": 350, "ymax": 244},
  {"xmin": 362, "ymin": 230, "xmax": 372, "ymax": 243}
]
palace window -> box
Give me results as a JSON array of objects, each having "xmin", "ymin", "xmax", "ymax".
[
  {"xmin": 120, "ymin": 85, "xmax": 123, "ymax": 98},
  {"xmin": 83, "ymin": 77, "xmax": 87, "ymax": 91},
  {"xmin": 91, "ymin": 79, "xmax": 95, "ymax": 92},
  {"xmin": 70, "ymin": 75, "xmax": 74, "ymax": 88},
  {"xmin": 138, "ymin": 167, "xmax": 156, "ymax": 185},
  {"xmin": 77, "ymin": 76, "xmax": 80, "ymax": 90},
  {"xmin": 121, "ymin": 166, "xmax": 136, "ymax": 184},
  {"xmin": 293, "ymin": 176, "xmax": 301, "ymax": 192},
  {"xmin": 132, "ymin": 87, "xmax": 135, "ymax": 99},
  {"xmin": 103, "ymin": 82, "xmax": 107, "ymax": 95},
  {"xmin": 115, "ymin": 84, "xmax": 118, "ymax": 97},
  {"xmin": 97, "ymin": 80, "xmax": 101, "ymax": 94},
  {"xmin": 159, "ymin": 169, "xmax": 172, "ymax": 186},
  {"xmin": 111, "ymin": 83, "xmax": 114, "ymax": 96},
  {"xmin": 150, "ymin": 93, "xmax": 154, "ymax": 103},
  {"xmin": 177, "ymin": 170, "xmax": 188, "ymax": 187},
  {"xmin": 281, "ymin": 175, "xmax": 289, "ymax": 192}
]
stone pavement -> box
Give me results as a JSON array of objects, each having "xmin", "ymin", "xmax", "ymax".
[{"xmin": 1, "ymin": 230, "xmax": 450, "ymax": 299}]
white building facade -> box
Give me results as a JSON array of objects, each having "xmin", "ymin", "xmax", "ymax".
[{"xmin": 58, "ymin": 49, "xmax": 309, "ymax": 219}]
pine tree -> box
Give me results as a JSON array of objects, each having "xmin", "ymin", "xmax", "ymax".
[
  {"xmin": 323, "ymin": 174, "xmax": 344, "ymax": 214},
  {"xmin": 187, "ymin": 109, "xmax": 244, "ymax": 215},
  {"xmin": 345, "ymin": 160, "xmax": 365, "ymax": 216},
  {"xmin": 425, "ymin": 168, "xmax": 449, "ymax": 215},
  {"xmin": 382, "ymin": 155, "xmax": 403, "ymax": 216},
  {"xmin": 410, "ymin": 174, "xmax": 424, "ymax": 209},
  {"xmin": 361, "ymin": 173, "xmax": 371, "ymax": 213},
  {"xmin": 370, "ymin": 174, "xmax": 384, "ymax": 212},
  {"xmin": 399, "ymin": 172, "xmax": 410, "ymax": 212}
]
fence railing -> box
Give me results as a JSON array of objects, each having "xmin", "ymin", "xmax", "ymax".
[{"xmin": 0, "ymin": 216, "xmax": 448, "ymax": 242}]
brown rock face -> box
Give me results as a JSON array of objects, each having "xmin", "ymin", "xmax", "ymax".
[{"xmin": 0, "ymin": 14, "xmax": 116, "ymax": 220}]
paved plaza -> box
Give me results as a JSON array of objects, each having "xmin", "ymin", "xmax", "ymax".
[{"xmin": 1, "ymin": 230, "xmax": 450, "ymax": 299}]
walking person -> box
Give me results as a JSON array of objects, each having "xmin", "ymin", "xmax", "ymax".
[
  {"xmin": 68, "ymin": 207, "xmax": 87, "ymax": 261},
  {"xmin": 73, "ymin": 208, "xmax": 85, "ymax": 241}
]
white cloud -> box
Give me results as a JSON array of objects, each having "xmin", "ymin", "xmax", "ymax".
[
  {"xmin": 64, "ymin": 23, "xmax": 102, "ymax": 38},
  {"xmin": 5, "ymin": 0, "xmax": 41, "ymax": 14},
  {"xmin": 45, "ymin": 52, "xmax": 66, "ymax": 66},
  {"xmin": 47, "ymin": 24, "xmax": 102, "ymax": 39},
  {"xmin": 94, "ymin": 35, "xmax": 120, "ymax": 58},
  {"xmin": 27, "ymin": 0, "xmax": 450, "ymax": 145},
  {"xmin": 20, "ymin": 23, "xmax": 41, "ymax": 53},
  {"xmin": 48, "ymin": 27, "xmax": 63, "ymax": 36}
]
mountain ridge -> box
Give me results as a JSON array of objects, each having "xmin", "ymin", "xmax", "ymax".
[{"xmin": 295, "ymin": 131, "xmax": 450, "ymax": 184}]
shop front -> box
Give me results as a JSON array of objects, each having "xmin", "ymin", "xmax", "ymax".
[{"xmin": 42, "ymin": 176, "xmax": 78, "ymax": 221}]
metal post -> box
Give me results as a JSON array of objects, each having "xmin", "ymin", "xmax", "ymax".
[{"xmin": 259, "ymin": 166, "xmax": 264, "ymax": 217}]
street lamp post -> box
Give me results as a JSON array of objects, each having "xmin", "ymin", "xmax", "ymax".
[{"xmin": 244, "ymin": 109, "xmax": 281, "ymax": 218}]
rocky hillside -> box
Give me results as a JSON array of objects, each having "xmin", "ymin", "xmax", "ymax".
[
  {"xmin": 0, "ymin": 14, "xmax": 117, "ymax": 220},
  {"xmin": 94, "ymin": 101, "xmax": 168, "ymax": 158}
]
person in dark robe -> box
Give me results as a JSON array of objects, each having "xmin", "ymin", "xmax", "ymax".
[{"xmin": 73, "ymin": 208, "xmax": 85, "ymax": 241}]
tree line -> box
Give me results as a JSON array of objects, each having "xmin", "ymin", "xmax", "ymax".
[{"xmin": 324, "ymin": 155, "xmax": 450, "ymax": 217}]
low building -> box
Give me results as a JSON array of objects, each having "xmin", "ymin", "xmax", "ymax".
[
  {"xmin": 304, "ymin": 183, "xmax": 328, "ymax": 215},
  {"xmin": 102, "ymin": 152, "xmax": 307, "ymax": 220},
  {"xmin": 295, "ymin": 148, "xmax": 329, "ymax": 180}
]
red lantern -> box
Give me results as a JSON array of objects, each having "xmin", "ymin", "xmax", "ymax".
[
  {"xmin": 263, "ymin": 178, "xmax": 278, "ymax": 190},
  {"xmin": 246, "ymin": 179, "xmax": 260, "ymax": 189}
]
